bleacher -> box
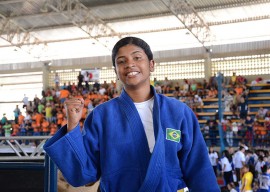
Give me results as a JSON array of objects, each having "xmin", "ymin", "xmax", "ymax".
[{"xmin": 166, "ymin": 83, "xmax": 270, "ymax": 147}]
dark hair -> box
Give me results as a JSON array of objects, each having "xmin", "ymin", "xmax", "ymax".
[
  {"xmin": 261, "ymin": 164, "xmax": 269, "ymax": 173},
  {"xmin": 111, "ymin": 36, "xmax": 153, "ymax": 67},
  {"xmin": 223, "ymin": 150, "xmax": 232, "ymax": 162}
]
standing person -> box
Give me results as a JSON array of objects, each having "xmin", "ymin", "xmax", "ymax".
[
  {"xmin": 209, "ymin": 146, "xmax": 219, "ymax": 176},
  {"xmin": 221, "ymin": 150, "xmax": 233, "ymax": 185},
  {"xmin": 257, "ymin": 164, "xmax": 270, "ymax": 192},
  {"xmin": 240, "ymin": 165, "xmax": 253, "ymax": 192},
  {"xmin": 44, "ymin": 37, "xmax": 219, "ymax": 191},
  {"xmin": 22, "ymin": 94, "xmax": 29, "ymax": 109},
  {"xmin": 234, "ymin": 146, "xmax": 246, "ymax": 182},
  {"xmin": 13, "ymin": 105, "xmax": 21, "ymax": 124},
  {"xmin": 77, "ymin": 72, "xmax": 84, "ymax": 89},
  {"xmin": 54, "ymin": 73, "xmax": 60, "ymax": 89}
]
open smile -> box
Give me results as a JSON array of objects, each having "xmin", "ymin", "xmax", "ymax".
[{"xmin": 126, "ymin": 71, "xmax": 140, "ymax": 77}]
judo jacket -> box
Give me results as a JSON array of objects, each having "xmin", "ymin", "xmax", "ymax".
[{"xmin": 44, "ymin": 86, "xmax": 220, "ymax": 192}]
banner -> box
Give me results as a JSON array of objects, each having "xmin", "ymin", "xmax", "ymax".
[{"xmin": 81, "ymin": 69, "xmax": 100, "ymax": 82}]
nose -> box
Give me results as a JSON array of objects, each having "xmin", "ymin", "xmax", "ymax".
[{"xmin": 125, "ymin": 57, "xmax": 135, "ymax": 68}]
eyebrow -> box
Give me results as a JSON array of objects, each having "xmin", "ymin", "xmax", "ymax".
[{"xmin": 116, "ymin": 50, "xmax": 143, "ymax": 60}]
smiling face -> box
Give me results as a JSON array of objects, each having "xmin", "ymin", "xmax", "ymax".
[{"xmin": 114, "ymin": 44, "xmax": 154, "ymax": 90}]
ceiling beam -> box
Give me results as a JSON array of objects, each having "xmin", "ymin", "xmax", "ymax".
[
  {"xmin": 160, "ymin": 0, "xmax": 212, "ymax": 50},
  {"xmin": 44, "ymin": 0, "xmax": 121, "ymax": 49},
  {"xmin": 0, "ymin": 13, "xmax": 47, "ymax": 60}
]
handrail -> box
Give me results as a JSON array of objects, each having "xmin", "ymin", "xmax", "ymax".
[{"xmin": 0, "ymin": 136, "xmax": 51, "ymax": 161}]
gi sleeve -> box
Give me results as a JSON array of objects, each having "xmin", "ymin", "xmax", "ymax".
[
  {"xmin": 43, "ymin": 111, "xmax": 101, "ymax": 187},
  {"xmin": 178, "ymin": 107, "xmax": 220, "ymax": 192}
]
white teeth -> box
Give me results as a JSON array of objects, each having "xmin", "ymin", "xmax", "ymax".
[{"xmin": 127, "ymin": 72, "xmax": 139, "ymax": 76}]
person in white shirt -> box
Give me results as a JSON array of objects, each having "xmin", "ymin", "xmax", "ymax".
[
  {"xmin": 221, "ymin": 150, "xmax": 233, "ymax": 185},
  {"xmin": 255, "ymin": 156, "xmax": 265, "ymax": 176},
  {"xmin": 208, "ymin": 146, "xmax": 219, "ymax": 176},
  {"xmin": 233, "ymin": 146, "xmax": 246, "ymax": 182}
]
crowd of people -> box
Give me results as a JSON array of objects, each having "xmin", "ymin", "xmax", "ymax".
[
  {"xmin": 0, "ymin": 68, "xmax": 269, "ymax": 191},
  {"xmin": 0, "ymin": 72, "xmax": 269, "ymax": 149},
  {"xmin": 209, "ymin": 144, "xmax": 270, "ymax": 192}
]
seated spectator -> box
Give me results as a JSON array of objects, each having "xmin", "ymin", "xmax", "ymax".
[
  {"xmin": 181, "ymin": 79, "xmax": 190, "ymax": 96},
  {"xmin": 99, "ymin": 85, "xmax": 107, "ymax": 95},
  {"xmin": 190, "ymin": 80, "xmax": 197, "ymax": 95},
  {"xmin": 193, "ymin": 95, "xmax": 204, "ymax": 112},
  {"xmin": 154, "ymin": 83, "xmax": 162, "ymax": 94},
  {"xmin": 173, "ymin": 82, "xmax": 180, "ymax": 97},
  {"xmin": 201, "ymin": 123, "xmax": 209, "ymax": 137},
  {"xmin": 161, "ymin": 77, "xmax": 172, "ymax": 94},
  {"xmin": 206, "ymin": 87, "xmax": 217, "ymax": 98},
  {"xmin": 224, "ymin": 91, "xmax": 233, "ymax": 112},
  {"xmin": 256, "ymin": 107, "xmax": 268, "ymax": 120},
  {"xmin": 236, "ymin": 75, "xmax": 247, "ymax": 85},
  {"xmin": 254, "ymin": 121, "xmax": 266, "ymax": 147}
]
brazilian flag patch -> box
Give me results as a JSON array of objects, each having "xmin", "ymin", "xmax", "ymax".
[{"xmin": 166, "ymin": 128, "xmax": 181, "ymax": 143}]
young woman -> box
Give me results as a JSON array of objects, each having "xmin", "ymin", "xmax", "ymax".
[
  {"xmin": 221, "ymin": 150, "xmax": 233, "ymax": 185},
  {"xmin": 44, "ymin": 37, "xmax": 219, "ymax": 192},
  {"xmin": 241, "ymin": 165, "xmax": 253, "ymax": 192}
]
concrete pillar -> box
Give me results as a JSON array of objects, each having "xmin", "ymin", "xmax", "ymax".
[
  {"xmin": 42, "ymin": 63, "xmax": 50, "ymax": 90},
  {"xmin": 204, "ymin": 51, "xmax": 212, "ymax": 80}
]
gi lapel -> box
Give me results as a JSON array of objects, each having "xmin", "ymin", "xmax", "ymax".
[
  {"xmin": 138, "ymin": 87, "xmax": 166, "ymax": 192},
  {"xmin": 118, "ymin": 89, "xmax": 151, "ymax": 180}
]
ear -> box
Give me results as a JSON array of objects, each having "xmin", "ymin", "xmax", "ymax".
[{"xmin": 149, "ymin": 60, "xmax": 155, "ymax": 72}]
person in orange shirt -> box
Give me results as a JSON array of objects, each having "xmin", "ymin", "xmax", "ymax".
[
  {"xmin": 59, "ymin": 88, "xmax": 70, "ymax": 104},
  {"xmin": 81, "ymin": 107, "xmax": 87, "ymax": 120},
  {"xmin": 18, "ymin": 112, "xmax": 25, "ymax": 126},
  {"xmin": 49, "ymin": 122, "xmax": 58, "ymax": 136},
  {"xmin": 32, "ymin": 111, "xmax": 43, "ymax": 127},
  {"xmin": 56, "ymin": 111, "xmax": 64, "ymax": 129},
  {"xmin": 206, "ymin": 87, "xmax": 217, "ymax": 98},
  {"xmin": 11, "ymin": 122, "xmax": 19, "ymax": 136},
  {"xmin": 254, "ymin": 121, "xmax": 267, "ymax": 147},
  {"xmin": 41, "ymin": 117, "xmax": 50, "ymax": 135}
]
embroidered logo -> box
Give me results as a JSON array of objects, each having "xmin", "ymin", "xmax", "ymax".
[{"xmin": 166, "ymin": 128, "xmax": 181, "ymax": 143}]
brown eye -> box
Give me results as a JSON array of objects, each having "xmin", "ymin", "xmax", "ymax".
[
  {"xmin": 116, "ymin": 59, "xmax": 125, "ymax": 65},
  {"xmin": 134, "ymin": 56, "xmax": 142, "ymax": 61}
]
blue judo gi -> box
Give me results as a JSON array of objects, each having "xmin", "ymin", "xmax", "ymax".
[{"xmin": 44, "ymin": 86, "xmax": 220, "ymax": 192}]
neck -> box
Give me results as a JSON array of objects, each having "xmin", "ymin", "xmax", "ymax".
[{"xmin": 124, "ymin": 85, "xmax": 153, "ymax": 103}]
